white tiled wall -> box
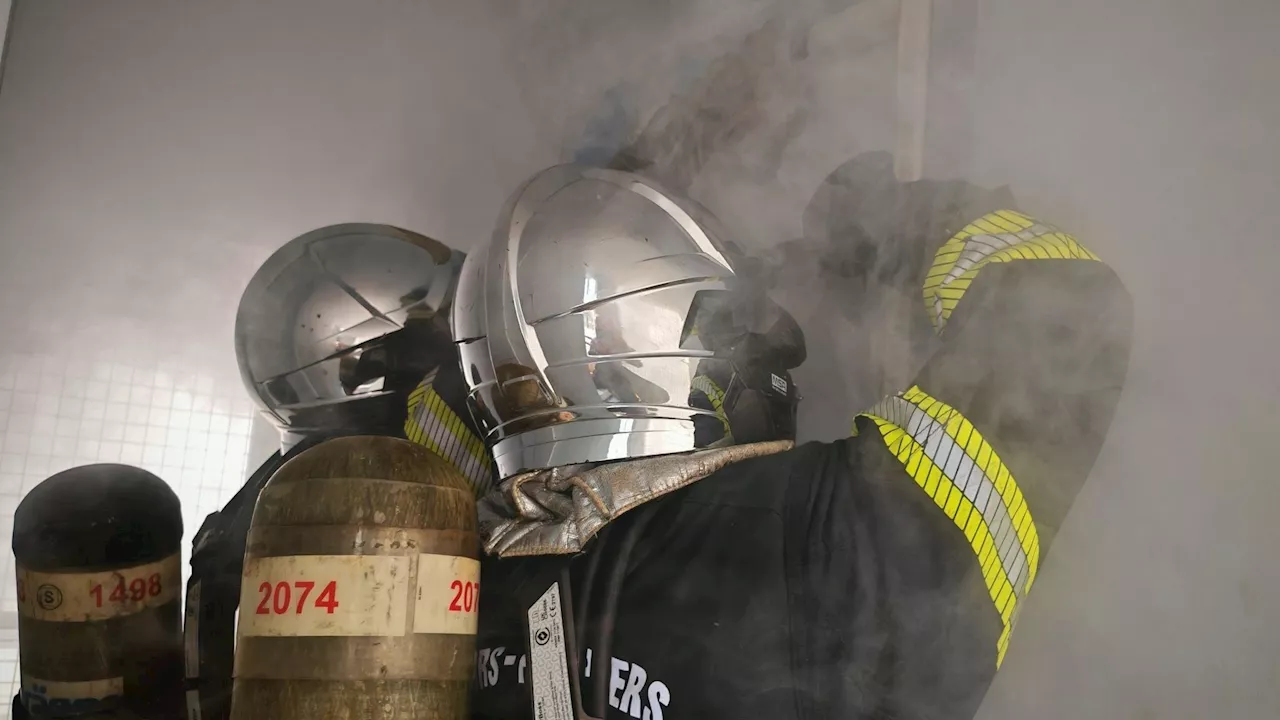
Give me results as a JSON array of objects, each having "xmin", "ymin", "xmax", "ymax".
[{"xmin": 0, "ymin": 352, "xmax": 257, "ymax": 710}]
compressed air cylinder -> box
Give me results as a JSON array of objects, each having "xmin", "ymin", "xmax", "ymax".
[
  {"xmin": 229, "ymin": 436, "xmax": 479, "ymax": 719},
  {"xmin": 13, "ymin": 464, "xmax": 184, "ymax": 719}
]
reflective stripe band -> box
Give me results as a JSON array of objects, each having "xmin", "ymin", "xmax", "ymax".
[
  {"xmin": 858, "ymin": 385, "xmax": 1041, "ymax": 667},
  {"xmin": 691, "ymin": 374, "xmax": 734, "ymax": 443},
  {"xmin": 923, "ymin": 210, "xmax": 1101, "ymax": 330},
  {"xmin": 405, "ymin": 378, "xmax": 494, "ymax": 496}
]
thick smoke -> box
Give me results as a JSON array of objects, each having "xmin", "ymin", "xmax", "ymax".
[
  {"xmin": 498, "ymin": 0, "xmax": 906, "ymax": 439},
  {"xmin": 2, "ymin": 0, "xmax": 1276, "ymax": 717},
  {"xmin": 490, "ymin": 2, "xmax": 1280, "ymax": 719}
]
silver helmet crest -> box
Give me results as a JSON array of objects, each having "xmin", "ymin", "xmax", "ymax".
[
  {"xmin": 236, "ymin": 223, "xmax": 465, "ymax": 450},
  {"xmin": 452, "ymin": 165, "xmax": 757, "ymax": 479}
]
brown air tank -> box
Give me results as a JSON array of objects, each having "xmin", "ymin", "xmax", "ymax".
[{"xmin": 229, "ymin": 436, "xmax": 479, "ymax": 720}]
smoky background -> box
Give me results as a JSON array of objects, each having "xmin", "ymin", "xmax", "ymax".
[{"xmin": 0, "ymin": 0, "xmax": 1276, "ymax": 718}]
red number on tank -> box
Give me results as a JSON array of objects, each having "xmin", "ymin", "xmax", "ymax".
[
  {"xmin": 272, "ymin": 581, "xmax": 291, "ymax": 614},
  {"xmin": 450, "ymin": 580, "xmax": 464, "ymax": 611},
  {"xmin": 294, "ymin": 581, "xmax": 314, "ymax": 613},
  {"xmin": 255, "ymin": 579, "xmax": 339, "ymax": 614},
  {"xmin": 88, "ymin": 573, "xmax": 165, "ymax": 608},
  {"xmin": 256, "ymin": 582, "xmax": 271, "ymax": 614},
  {"xmin": 450, "ymin": 580, "xmax": 478, "ymax": 613},
  {"xmin": 315, "ymin": 581, "xmax": 339, "ymax": 614}
]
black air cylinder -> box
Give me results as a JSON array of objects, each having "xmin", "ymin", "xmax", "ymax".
[{"xmin": 13, "ymin": 464, "xmax": 184, "ymax": 719}]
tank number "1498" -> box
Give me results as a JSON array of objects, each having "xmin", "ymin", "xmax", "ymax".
[
  {"xmin": 89, "ymin": 573, "xmax": 163, "ymax": 606},
  {"xmin": 255, "ymin": 581, "xmax": 340, "ymax": 615}
]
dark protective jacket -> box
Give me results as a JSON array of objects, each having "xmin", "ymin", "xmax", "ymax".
[{"xmin": 471, "ymin": 207, "xmax": 1133, "ymax": 720}]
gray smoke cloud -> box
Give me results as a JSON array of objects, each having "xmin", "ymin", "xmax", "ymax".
[
  {"xmin": 498, "ymin": 0, "xmax": 927, "ymax": 437},
  {"xmin": 1, "ymin": 0, "xmax": 1277, "ymax": 717},
  {"xmin": 486, "ymin": 1, "xmax": 1280, "ymax": 718}
]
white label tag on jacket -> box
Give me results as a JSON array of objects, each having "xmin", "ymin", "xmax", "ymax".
[{"xmin": 527, "ymin": 582, "xmax": 574, "ymax": 720}]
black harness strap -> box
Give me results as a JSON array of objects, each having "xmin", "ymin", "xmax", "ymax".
[{"xmin": 183, "ymin": 439, "xmax": 312, "ymax": 720}]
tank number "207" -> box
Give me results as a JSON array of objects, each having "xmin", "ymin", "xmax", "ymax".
[
  {"xmin": 449, "ymin": 580, "xmax": 479, "ymax": 613},
  {"xmin": 255, "ymin": 581, "xmax": 340, "ymax": 615}
]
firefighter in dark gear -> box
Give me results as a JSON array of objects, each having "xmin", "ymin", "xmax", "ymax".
[
  {"xmin": 458, "ymin": 162, "xmax": 1132, "ymax": 720},
  {"xmin": 183, "ymin": 223, "xmax": 490, "ymax": 720}
]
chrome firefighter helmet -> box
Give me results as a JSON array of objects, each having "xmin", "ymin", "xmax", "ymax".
[
  {"xmin": 453, "ymin": 165, "xmax": 805, "ymax": 479},
  {"xmin": 235, "ymin": 223, "xmax": 465, "ymax": 450}
]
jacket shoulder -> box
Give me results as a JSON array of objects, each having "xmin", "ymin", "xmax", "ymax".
[{"xmin": 673, "ymin": 441, "xmax": 843, "ymax": 512}]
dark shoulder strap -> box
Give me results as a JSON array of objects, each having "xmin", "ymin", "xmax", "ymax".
[{"xmin": 183, "ymin": 441, "xmax": 303, "ymax": 720}]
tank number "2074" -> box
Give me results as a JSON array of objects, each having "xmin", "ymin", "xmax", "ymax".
[{"xmin": 254, "ymin": 581, "xmax": 340, "ymax": 615}]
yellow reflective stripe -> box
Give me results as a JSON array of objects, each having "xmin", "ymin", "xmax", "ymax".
[
  {"xmin": 691, "ymin": 374, "xmax": 734, "ymax": 443},
  {"xmin": 922, "ymin": 210, "xmax": 1101, "ymax": 330},
  {"xmin": 407, "ymin": 381, "xmax": 428, "ymax": 405},
  {"xmin": 405, "ymin": 376, "xmax": 494, "ymax": 494},
  {"xmin": 430, "ymin": 387, "xmax": 492, "ymax": 485},
  {"xmin": 405, "ymin": 382, "xmax": 429, "ymax": 446},
  {"xmin": 857, "ymin": 385, "xmax": 1041, "ymax": 668},
  {"xmin": 902, "ymin": 385, "xmax": 1041, "ymax": 586}
]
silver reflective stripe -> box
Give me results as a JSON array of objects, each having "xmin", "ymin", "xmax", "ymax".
[
  {"xmin": 932, "ymin": 224, "xmax": 1052, "ymax": 328},
  {"xmin": 865, "ymin": 395, "xmax": 1032, "ymax": 608}
]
